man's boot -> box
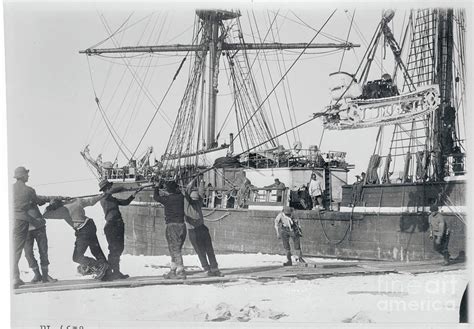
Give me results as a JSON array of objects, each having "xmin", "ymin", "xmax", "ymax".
[
  {"xmin": 207, "ymin": 268, "xmax": 223, "ymax": 277},
  {"xmin": 297, "ymin": 250, "xmax": 306, "ymax": 263},
  {"xmin": 31, "ymin": 267, "xmax": 42, "ymax": 283},
  {"xmin": 41, "ymin": 266, "xmax": 58, "ymax": 283},
  {"xmin": 13, "ymin": 278, "xmax": 25, "ymax": 289},
  {"xmin": 163, "ymin": 269, "xmax": 177, "ymax": 279},
  {"xmin": 175, "ymin": 267, "xmax": 187, "ymax": 279},
  {"xmin": 283, "ymin": 252, "xmax": 292, "ymax": 266},
  {"xmin": 102, "ymin": 268, "xmax": 116, "ymax": 281},
  {"xmin": 114, "ymin": 263, "xmax": 130, "ymax": 279},
  {"xmin": 443, "ymin": 252, "xmax": 451, "ymax": 266}
]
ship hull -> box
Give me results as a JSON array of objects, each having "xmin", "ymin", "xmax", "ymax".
[{"xmin": 120, "ymin": 179, "xmax": 466, "ymax": 261}]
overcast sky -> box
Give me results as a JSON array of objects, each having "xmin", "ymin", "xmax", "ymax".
[{"xmin": 3, "ymin": 2, "xmax": 470, "ymax": 198}]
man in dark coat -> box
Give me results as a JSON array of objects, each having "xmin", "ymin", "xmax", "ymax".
[
  {"xmin": 12, "ymin": 166, "xmax": 64, "ymax": 288},
  {"xmin": 183, "ymin": 176, "xmax": 221, "ymax": 276},
  {"xmin": 154, "ymin": 181, "xmax": 187, "ymax": 279},
  {"xmin": 99, "ymin": 179, "xmax": 135, "ymax": 280}
]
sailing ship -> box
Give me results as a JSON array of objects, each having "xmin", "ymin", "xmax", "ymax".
[{"xmin": 80, "ymin": 8, "xmax": 466, "ymax": 261}]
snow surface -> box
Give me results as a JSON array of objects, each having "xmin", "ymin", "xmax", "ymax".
[{"xmin": 11, "ymin": 219, "xmax": 469, "ymax": 327}]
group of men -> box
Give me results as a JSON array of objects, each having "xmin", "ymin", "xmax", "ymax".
[
  {"xmin": 153, "ymin": 175, "xmax": 221, "ymax": 279},
  {"xmin": 13, "ymin": 165, "xmax": 453, "ymax": 289},
  {"xmin": 12, "ymin": 166, "xmax": 221, "ymax": 289},
  {"xmin": 268, "ymin": 173, "xmax": 325, "ymax": 210}
]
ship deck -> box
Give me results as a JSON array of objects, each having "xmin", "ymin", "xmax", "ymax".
[{"xmin": 14, "ymin": 259, "xmax": 465, "ymax": 295}]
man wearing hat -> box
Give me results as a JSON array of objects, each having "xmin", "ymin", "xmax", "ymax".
[
  {"xmin": 274, "ymin": 206, "xmax": 304, "ymax": 266},
  {"xmin": 428, "ymin": 204, "xmax": 451, "ymax": 265},
  {"xmin": 265, "ymin": 178, "xmax": 286, "ymax": 203},
  {"xmin": 98, "ymin": 179, "xmax": 135, "ymax": 280},
  {"xmin": 183, "ymin": 175, "xmax": 221, "ymax": 277},
  {"xmin": 12, "ymin": 166, "xmax": 65, "ymax": 288},
  {"xmin": 154, "ymin": 180, "xmax": 187, "ymax": 279}
]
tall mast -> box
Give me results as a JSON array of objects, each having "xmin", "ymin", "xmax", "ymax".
[
  {"xmin": 80, "ymin": 10, "xmax": 359, "ymax": 153},
  {"xmin": 434, "ymin": 9, "xmax": 455, "ymax": 179},
  {"xmin": 203, "ymin": 11, "xmax": 227, "ymax": 149}
]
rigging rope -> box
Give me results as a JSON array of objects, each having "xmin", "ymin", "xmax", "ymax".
[
  {"xmin": 232, "ymin": 9, "xmax": 338, "ymax": 149},
  {"xmin": 274, "ymin": 11, "xmax": 301, "ymax": 142},
  {"xmin": 338, "ymin": 10, "xmax": 355, "ymax": 71},
  {"xmin": 89, "ymin": 12, "xmax": 134, "ymax": 50},
  {"xmin": 266, "ymin": 10, "xmax": 296, "ymax": 146},
  {"xmin": 86, "ymin": 57, "xmax": 132, "ymax": 160},
  {"xmin": 126, "ymin": 14, "xmax": 171, "ymax": 144},
  {"xmin": 120, "ymin": 13, "xmax": 164, "ymax": 148},
  {"xmin": 99, "ymin": 14, "xmax": 174, "ymax": 128},
  {"xmin": 36, "ymin": 178, "xmax": 98, "ymax": 187},
  {"xmin": 288, "ymin": 10, "xmax": 347, "ymax": 43}
]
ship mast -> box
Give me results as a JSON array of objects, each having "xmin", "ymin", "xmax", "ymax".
[
  {"xmin": 80, "ymin": 9, "xmax": 359, "ymax": 151},
  {"xmin": 435, "ymin": 9, "xmax": 455, "ymax": 179}
]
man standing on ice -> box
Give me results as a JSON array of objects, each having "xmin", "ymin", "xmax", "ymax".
[
  {"xmin": 12, "ymin": 166, "xmax": 65, "ymax": 288},
  {"xmin": 274, "ymin": 206, "xmax": 304, "ymax": 266},
  {"xmin": 154, "ymin": 181, "xmax": 187, "ymax": 279},
  {"xmin": 23, "ymin": 203, "xmax": 58, "ymax": 284},
  {"xmin": 99, "ymin": 179, "xmax": 135, "ymax": 280},
  {"xmin": 428, "ymin": 204, "xmax": 451, "ymax": 265},
  {"xmin": 183, "ymin": 175, "xmax": 222, "ymax": 277}
]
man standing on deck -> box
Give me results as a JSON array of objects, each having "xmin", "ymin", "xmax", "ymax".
[
  {"xmin": 236, "ymin": 171, "xmax": 252, "ymax": 208},
  {"xmin": 154, "ymin": 181, "xmax": 187, "ymax": 279},
  {"xmin": 183, "ymin": 175, "xmax": 222, "ymax": 277},
  {"xmin": 99, "ymin": 179, "xmax": 135, "ymax": 280},
  {"xmin": 308, "ymin": 173, "xmax": 324, "ymax": 210},
  {"xmin": 265, "ymin": 178, "xmax": 286, "ymax": 203},
  {"xmin": 274, "ymin": 206, "xmax": 304, "ymax": 266},
  {"xmin": 11, "ymin": 166, "xmax": 66, "ymax": 288},
  {"xmin": 428, "ymin": 204, "xmax": 451, "ymax": 265}
]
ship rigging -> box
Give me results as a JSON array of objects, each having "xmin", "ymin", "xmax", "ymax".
[{"xmin": 80, "ymin": 9, "xmax": 359, "ymax": 181}]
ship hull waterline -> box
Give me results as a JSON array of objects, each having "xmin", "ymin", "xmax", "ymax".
[{"xmin": 119, "ymin": 181, "xmax": 466, "ymax": 262}]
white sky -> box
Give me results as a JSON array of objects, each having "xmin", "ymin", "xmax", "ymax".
[{"xmin": 3, "ymin": 2, "xmax": 420, "ymax": 197}]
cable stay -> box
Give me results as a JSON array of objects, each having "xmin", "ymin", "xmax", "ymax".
[{"xmin": 232, "ymin": 9, "xmax": 338, "ymax": 149}]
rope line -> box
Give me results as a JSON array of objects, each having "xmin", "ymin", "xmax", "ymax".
[{"xmin": 232, "ymin": 9, "xmax": 338, "ymax": 147}]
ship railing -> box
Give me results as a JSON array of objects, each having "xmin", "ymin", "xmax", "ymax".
[
  {"xmin": 102, "ymin": 167, "xmax": 136, "ymax": 181},
  {"xmin": 249, "ymin": 187, "xmax": 287, "ymax": 205},
  {"xmin": 202, "ymin": 187, "xmax": 288, "ymax": 209},
  {"xmin": 241, "ymin": 149, "xmax": 348, "ymax": 169}
]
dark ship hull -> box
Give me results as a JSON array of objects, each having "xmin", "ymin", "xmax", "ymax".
[{"xmin": 120, "ymin": 178, "xmax": 466, "ymax": 261}]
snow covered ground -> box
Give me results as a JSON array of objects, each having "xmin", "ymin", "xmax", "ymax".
[{"xmin": 11, "ymin": 219, "xmax": 469, "ymax": 328}]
